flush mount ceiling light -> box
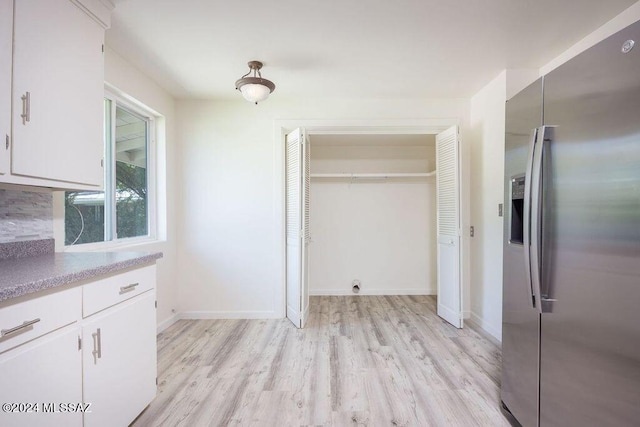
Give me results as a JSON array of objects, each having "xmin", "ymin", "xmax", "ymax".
[{"xmin": 235, "ymin": 60, "xmax": 276, "ymax": 104}]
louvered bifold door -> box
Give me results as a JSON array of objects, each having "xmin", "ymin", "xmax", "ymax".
[
  {"xmin": 436, "ymin": 126, "xmax": 463, "ymax": 328},
  {"xmin": 285, "ymin": 128, "xmax": 305, "ymax": 328},
  {"xmin": 300, "ymin": 133, "xmax": 310, "ymax": 327}
]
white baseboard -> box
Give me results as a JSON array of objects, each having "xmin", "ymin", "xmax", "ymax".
[
  {"xmin": 462, "ymin": 310, "xmax": 471, "ymax": 320},
  {"xmin": 180, "ymin": 310, "xmax": 279, "ymax": 320},
  {"xmin": 156, "ymin": 310, "xmax": 281, "ymax": 333},
  {"xmin": 469, "ymin": 311, "xmax": 502, "ymax": 343},
  {"xmin": 309, "ymin": 288, "xmax": 437, "ymax": 296},
  {"xmin": 156, "ymin": 313, "xmax": 180, "ymax": 334}
]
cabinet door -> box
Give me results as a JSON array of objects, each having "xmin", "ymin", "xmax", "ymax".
[
  {"xmin": 0, "ymin": 327, "xmax": 83, "ymax": 427},
  {"xmin": 83, "ymin": 291, "xmax": 157, "ymax": 427},
  {"xmin": 12, "ymin": 0, "xmax": 104, "ymax": 186},
  {"xmin": 0, "ymin": 0, "xmax": 11, "ymax": 175}
]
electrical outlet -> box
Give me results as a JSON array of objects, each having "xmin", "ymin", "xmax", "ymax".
[
  {"xmin": 498, "ymin": 203, "xmax": 503, "ymax": 217},
  {"xmin": 470, "ymin": 226, "xmax": 475, "ymax": 237}
]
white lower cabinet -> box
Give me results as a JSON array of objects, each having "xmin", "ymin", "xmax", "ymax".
[
  {"xmin": 0, "ymin": 264, "xmax": 158, "ymax": 427},
  {"xmin": 0, "ymin": 327, "xmax": 83, "ymax": 427},
  {"xmin": 82, "ymin": 291, "xmax": 157, "ymax": 427}
]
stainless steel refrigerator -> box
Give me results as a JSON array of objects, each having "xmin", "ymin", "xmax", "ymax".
[{"xmin": 502, "ymin": 20, "xmax": 640, "ymax": 427}]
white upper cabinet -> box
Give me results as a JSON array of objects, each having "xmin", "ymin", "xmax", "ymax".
[
  {"xmin": 11, "ymin": 0, "xmax": 105, "ymax": 187},
  {"xmin": 0, "ymin": 0, "xmax": 11, "ymax": 175}
]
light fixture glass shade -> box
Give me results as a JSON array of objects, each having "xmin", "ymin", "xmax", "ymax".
[{"xmin": 239, "ymin": 83, "xmax": 271, "ymax": 103}]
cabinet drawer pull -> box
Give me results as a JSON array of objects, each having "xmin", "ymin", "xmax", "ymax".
[
  {"xmin": 1, "ymin": 318, "xmax": 41, "ymax": 337},
  {"xmin": 119, "ymin": 283, "xmax": 139, "ymax": 294},
  {"xmin": 20, "ymin": 92, "xmax": 30, "ymax": 125}
]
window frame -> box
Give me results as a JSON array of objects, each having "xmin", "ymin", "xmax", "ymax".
[{"xmin": 64, "ymin": 90, "xmax": 157, "ymax": 251}]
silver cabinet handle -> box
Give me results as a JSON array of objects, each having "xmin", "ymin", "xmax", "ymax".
[
  {"xmin": 20, "ymin": 92, "xmax": 30, "ymax": 125},
  {"xmin": 119, "ymin": 283, "xmax": 139, "ymax": 295},
  {"xmin": 1, "ymin": 318, "xmax": 41, "ymax": 337},
  {"xmin": 91, "ymin": 328, "xmax": 101, "ymax": 363}
]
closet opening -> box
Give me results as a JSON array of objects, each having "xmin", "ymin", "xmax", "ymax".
[
  {"xmin": 279, "ymin": 123, "xmax": 464, "ymax": 330},
  {"xmin": 308, "ymin": 134, "xmax": 437, "ymax": 301}
]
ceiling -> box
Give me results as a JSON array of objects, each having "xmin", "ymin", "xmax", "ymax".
[{"xmin": 106, "ymin": 0, "xmax": 637, "ymax": 100}]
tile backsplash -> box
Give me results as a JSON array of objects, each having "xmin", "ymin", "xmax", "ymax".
[{"xmin": 0, "ymin": 189, "xmax": 53, "ymax": 243}]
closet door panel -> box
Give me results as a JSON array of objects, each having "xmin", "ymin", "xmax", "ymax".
[
  {"xmin": 300, "ymin": 132, "xmax": 310, "ymax": 327},
  {"xmin": 436, "ymin": 126, "xmax": 462, "ymax": 328},
  {"xmin": 285, "ymin": 128, "xmax": 306, "ymax": 328}
]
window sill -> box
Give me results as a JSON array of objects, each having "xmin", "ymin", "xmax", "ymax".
[{"xmin": 63, "ymin": 236, "xmax": 163, "ymax": 253}]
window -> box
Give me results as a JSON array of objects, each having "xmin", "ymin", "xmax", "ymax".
[{"xmin": 65, "ymin": 94, "xmax": 154, "ymax": 246}]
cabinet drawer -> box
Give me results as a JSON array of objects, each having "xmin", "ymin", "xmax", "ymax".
[
  {"xmin": 83, "ymin": 265, "xmax": 155, "ymax": 317},
  {"xmin": 0, "ymin": 287, "xmax": 81, "ymax": 354}
]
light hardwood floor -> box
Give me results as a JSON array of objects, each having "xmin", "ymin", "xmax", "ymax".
[{"xmin": 133, "ymin": 296, "xmax": 510, "ymax": 426}]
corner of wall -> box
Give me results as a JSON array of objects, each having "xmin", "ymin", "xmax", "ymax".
[
  {"xmin": 506, "ymin": 69, "xmax": 539, "ymax": 100},
  {"xmin": 468, "ymin": 312, "xmax": 502, "ymax": 343},
  {"xmin": 467, "ymin": 71, "xmax": 508, "ymax": 342},
  {"xmin": 459, "ymin": 102, "xmax": 473, "ymax": 318}
]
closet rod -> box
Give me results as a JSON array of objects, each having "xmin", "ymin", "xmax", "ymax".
[{"xmin": 310, "ymin": 172, "xmax": 436, "ymax": 179}]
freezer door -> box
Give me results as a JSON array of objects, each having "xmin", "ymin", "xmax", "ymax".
[
  {"xmin": 502, "ymin": 78, "xmax": 543, "ymax": 427},
  {"xmin": 540, "ymin": 21, "xmax": 640, "ymax": 427}
]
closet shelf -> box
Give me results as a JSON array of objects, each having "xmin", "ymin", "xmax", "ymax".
[{"xmin": 310, "ymin": 172, "xmax": 436, "ymax": 179}]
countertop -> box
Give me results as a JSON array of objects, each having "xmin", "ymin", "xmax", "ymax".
[{"xmin": 0, "ymin": 250, "xmax": 163, "ymax": 303}]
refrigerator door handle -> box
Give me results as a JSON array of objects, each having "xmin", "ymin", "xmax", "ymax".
[
  {"xmin": 530, "ymin": 126, "xmax": 548, "ymax": 314},
  {"xmin": 523, "ymin": 127, "xmax": 538, "ymax": 310}
]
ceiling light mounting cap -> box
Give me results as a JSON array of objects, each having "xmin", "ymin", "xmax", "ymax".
[{"xmin": 247, "ymin": 60, "xmax": 263, "ymax": 70}]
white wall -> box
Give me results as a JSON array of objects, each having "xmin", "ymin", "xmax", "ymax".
[
  {"xmin": 53, "ymin": 47, "xmax": 179, "ymax": 332},
  {"xmin": 309, "ymin": 143, "xmax": 436, "ymax": 295},
  {"xmin": 468, "ymin": 71, "xmax": 507, "ymax": 341},
  {"xmin": 311, "ymin": 144, "xmax": 434, "ymax": 174},
  {"xmin": 175, "ymin": 98, "xmax": 468, "ymax": 318}
]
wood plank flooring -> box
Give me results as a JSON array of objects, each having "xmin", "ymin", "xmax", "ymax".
[{"xmin": 133, "ymin": 296, "xmax": 510, "ymax": 426}]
